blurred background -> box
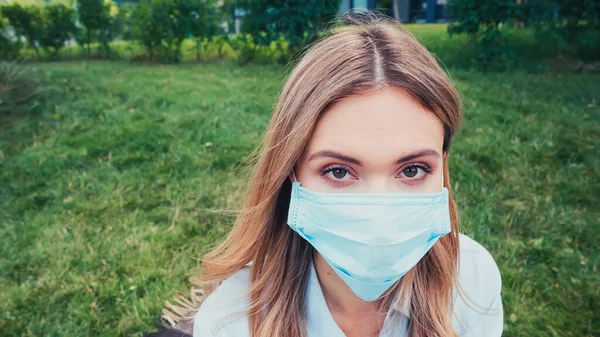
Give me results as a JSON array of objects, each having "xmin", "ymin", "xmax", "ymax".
[{"xmin": 0, "ymin": 0, "xmax": 598, "ymax": 336}]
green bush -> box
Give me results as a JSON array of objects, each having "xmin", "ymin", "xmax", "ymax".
[
  {"xmin": 573, "ymin": 29, "xmax": 600, "ymax": 63},
  {"xmin": 96, "ymin": 2, "xmax": 123, "ymax": 58},
  {"xmin": 0, "ymin": 61, "xmax": 39, "ymax": 115},
  {"xmin": 447, "ymin": 0, "xmax": 517, "ymax": 69},
  {"xmin": 132, "ymin": 0, "xmax": 173, "ymax": 62},
  {"xmin": 447, "ymin": 0, "xmax": 600, "ymax": 66},
  {"xmin": 234, "ymin": 0, "xmax": 341, "ymax": 64},
  {"xmin": 118, "ymin": 2, "xmax": 138, "ymax": 41},
  {"xmin": 1, "ymin": 4, "xmax": 44, "ymax": 57},
  {"xmin": 39, "ymin": 3, "xmax": 76, "ymax": 58},
  {"xmin": 76, "ymin": 0, "xmax": 114, "ymax": 59},
  {"xmin": 133, "ymin": 0, "xmax": 226, "ymax": 63},
  {"xmin": 0, "ymin": 13, "xmax": 22, "ymax": 60},
  {"xmin": 207, "ymin": 35, "xmax": 231, "ymax": 61},
  {"xmin": 189, "ymin": 0, "xmax": 229, "ymax": 62},
  {"xmin": 527, "ymin": 0, "xmax": 600, "ymax": 62},
  {"xmin": 228, "ymin": 33, "xmax": 259, "ymax": 65}
]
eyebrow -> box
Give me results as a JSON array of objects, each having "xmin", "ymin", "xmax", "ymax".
[{"xmin": 308, "ymin": 149, "xmax": 441, "ymax": 166}]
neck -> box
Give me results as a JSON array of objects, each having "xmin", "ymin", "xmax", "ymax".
[{"xmin": 314, "ymin": 253, "xmax": 386, "ymax": 335}]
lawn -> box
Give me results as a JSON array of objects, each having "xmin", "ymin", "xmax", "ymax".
[{"xmin": 1, "ymin": 30, "xmax": 599, "ymax": 337}]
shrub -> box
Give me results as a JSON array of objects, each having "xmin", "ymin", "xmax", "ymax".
[
  {"xmin": 39, "ymin": 3, "xmax": 77, "ymax": 58},
  {"xmin": 118, "ymin": 2, "xmax": 138, "ymax": 41},
  {"xmin": 96, "ymin": 1, "xmax": 122, "ymax": 58},
  {"xmin": 446, "ymin": 0, "xmax": 600, "ymax": 66},
  {"xmin": 447, "ymin": 0, "xmax": 517, "ymax": 68},
  {"xmin": 234, "ymin": 0, "xmax": 341, "ymax": 64},
  {"xmin": 132, "ymin": 0, "xmax": 171, "ymax": 62},
  {"xmin": 228, "ymin": 33, "xmax": 259, "ymax": 65},
  {"xmin": 133, "ymin": 0, "xmax": 226, "ymax": 63},
  {"xmin": 76, "ymin": 0, "xmax": 113, "ymax": 59},
  {"xmin": 0, "ymin": 61, "xmax": 39, "ymax": 115},
  {"xmin": 0, "ymin": 13, "xmax": 22, "ymax": 60},
  {"xmin": 527, "ymin": 0, "xmax": 600, "ymax": 62},
  {"xmin": 189, "ymin": 0, "xmax": 229, "ymax": 62},
  {"xmin": 1, "ymin": 4, "xmax": 44, "ymax": 57}
]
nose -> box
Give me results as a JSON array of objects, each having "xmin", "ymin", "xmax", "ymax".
[{"xmin": 362, "ymin": 179, "xmax": 397, "ymax": 194}]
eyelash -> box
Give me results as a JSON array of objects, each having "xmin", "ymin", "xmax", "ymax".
[
  {"xmin": 319, "ymin": 163, "xmax": 433, "ymax": 182},
  {"xmin": 403, "ymin": 163, "xmax": 433, "ymax": 175}
]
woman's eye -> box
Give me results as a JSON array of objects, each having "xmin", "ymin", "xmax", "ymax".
[
  {"xmin": 400, "ymin": 165, "xmax": 430, "ymax": 179},
  {"xmin": 327, "ymin": 168, "xmax": 349, "ymax": 180},
  {"xmin": 321, "ymin": 164, "xmax": 430, "ymax": 183},
  {"xmin": 403, "ymin": 166, "xmax": 419, "ymax": 178}
]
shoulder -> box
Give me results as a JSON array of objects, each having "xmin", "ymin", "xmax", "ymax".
[
  {"xmin": 457, "ymin": 233, "xmax": 502, "ymax": 292},
  {"xmin": 193, "ymin": 266, "xmax": 251, "ymax": 337},
  {"xmin": 452, "ymin": 234, "xmax": 504, "ymax": 336}
]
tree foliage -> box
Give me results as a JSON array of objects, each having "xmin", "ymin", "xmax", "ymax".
[
  {"xmin": 76, "ymin": 0, "xmax": 113, "ymax": 59},
  {"xmin": 189, "ymin": 0, "xmax": 229, "ymax": 62},
  {"xmin": 233, "ymin": 0, "xmax": 342, "ymax": 63},
  {"xmin": 447, "ymin": 0, "xmax": 600, "ymax": 66},
  {"xmin": 527, "ymin": 0, "xmax": 600, "ymax": 61},
  {"xmin": 133, "ymin": 0, "xmax": 225, "ymax": 63},
  {"xmin": 40, "ymin": 3, "xmax": 76, "ymax": 57},
  {"xmin": 1, "ymin": 4, "xmax": 43, "ymax": 56},
  {"xmin": 447, "ymin": 0, "xmax": 517, "ymax": 68},
  {"xmin": 0, "ymin": 12, "xmax": 22, "ymax": 60}
]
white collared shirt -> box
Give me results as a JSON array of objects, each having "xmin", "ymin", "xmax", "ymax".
[{"xmin": 193, "ymin": 233, "xmax": 503, "ymax": 336}]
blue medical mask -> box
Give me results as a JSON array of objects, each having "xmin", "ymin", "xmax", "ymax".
[{"xmin": 286, "ymin": 170, "xmax": 451, "ymax": 301}]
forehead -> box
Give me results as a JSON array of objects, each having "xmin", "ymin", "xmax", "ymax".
[{"xmin": 306, "ymin": 87, "xmax": 444, "ymax": 162}]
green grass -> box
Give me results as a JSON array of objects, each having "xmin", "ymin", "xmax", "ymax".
[{"xmin": 1, "ymin": 32, "xmax": 599, "ymax": 337}]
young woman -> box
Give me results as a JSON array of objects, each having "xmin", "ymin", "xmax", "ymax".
[{"xmin": 166, "ymin": 12, "xmax": 503, "ymax": 337}]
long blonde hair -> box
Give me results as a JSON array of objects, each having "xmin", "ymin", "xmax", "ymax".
[{"xmin": 165, "ymin": 12, "xmax": 463, "ymax": 337}]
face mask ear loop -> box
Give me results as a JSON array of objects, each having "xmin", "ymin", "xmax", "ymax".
[
  {"xmin": 442, "ymin": 170, "xmax": 451, "ymax": 233},
  {"xmin": 291, "ymin": 168, "xmax": 298, "ymax": 183},
  {"xmin": 442, "ymin": 170, "xmax": 445, "ymax": 189}
]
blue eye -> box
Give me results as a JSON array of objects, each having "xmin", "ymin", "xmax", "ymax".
[
  {"xmin": 321, "ymin": 165, "xmax": 353, "ymax": 180},
  {"xmin": 325, "ymin": 167, "xmax": 349, "ymax": 179},
  {"xmin": 403, "ymin": 166, "xmax": 419, "ymax": 177},
  {"xmin": 400, "ymin": 164, "xmax": 432, "ymax": 179}
]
